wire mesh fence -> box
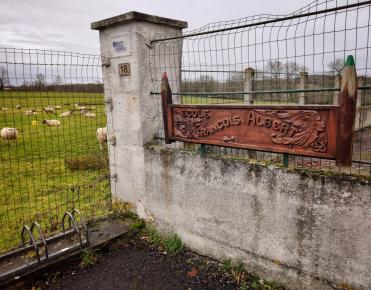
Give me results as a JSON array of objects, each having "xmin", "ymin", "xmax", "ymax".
[
  {"xmin": 0, "ymin": 47, "xmax": 110, "ymax": 253},
  {"xmin": 150, "ymin": 0, "xmax": 371, "ymax": 176}
]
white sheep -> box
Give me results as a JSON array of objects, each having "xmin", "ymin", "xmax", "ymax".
[
  {"xmin": 16, "ymin": 104, "xmax": 21, "ymax": 109},
  {"xmin": 55, "ymin": 105, "xmax": 62, "ymax": 109},
  {"xmin": 25, "ymin": 109, "xmax": 37, "ymax": 116},
  {"xmin": 42, "ymin": 119, "xmax": 61, "ymax": 126},
  {"xmin": 75, "ymin": 104, "xmax": 87, "ymax": 110},
  {"xmin": 84, "ymin": 112, "xmax": 96, "ymax": 118},
  {"xmin": 60, "ymin": 110, "xmax": 73, "ymax": 117},
  {"xmin": 96, "ymin": 127, "xmax": 107, "ymax": 149},
  {"xmin": 1, "ymin": 127, "xmax": 19, "ymax": 144},
  {"xmin": 43, "ymin": 106, "xmax": 55, "ymax": 114}
]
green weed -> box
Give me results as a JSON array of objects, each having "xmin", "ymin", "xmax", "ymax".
[
  {"xmin": 221, "ymin": 259, "xmax": 232, "ymax": 271},
  {"xmin": 146, "ymin": 226, "xmax": 162, "ymax": 247},
  {"xmin": 164, "ymin": 234, "xmax": 183, "ymax": 254},
  {"xmin": 80, "ymin": 248, "xmax": 98, "ymax": 268},
  {"xmin": 129, "ymin": 219, "xmax": 146, "ymax": 231},
  {"xmin": 251, "ymin": 276, "xmax": 284, "ymax": 290}
]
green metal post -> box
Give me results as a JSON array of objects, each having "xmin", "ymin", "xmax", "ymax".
[
  {"xmin": 283, "ymin": 154, "xmax": 289, "ymax": 168},
  {"xmin": 200, "ymin": 144, "xmax": 206, "ymax": 157}
]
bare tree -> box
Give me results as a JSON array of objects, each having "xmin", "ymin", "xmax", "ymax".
[
  {"xmin": 227, "ymin": 72, "xmax": 243, "ymax": 91},
  {"xmin": 34, "ymin": 73, "xmax": 46, "ymax": 87},
  {"xmin": 266, "ymin": 60, "xmax": 283, "ymax": 79},
  {"xmin": 0, "ymin": 66, "xmax": 9, "ymax": 90},
  {"xmin": 328, "ymin": 58, "xmax": 344, "ymax": 75},
  {"xmin": 53, "ymin": 75, "xmax": 63, "ymax": 85},
  {"xmin": 199, "ymin": 75, "xmax": 216, "ymax": 92},
  {"xmin": 284, "ymin": 62, "xmax": 300, "ymax": 79}
]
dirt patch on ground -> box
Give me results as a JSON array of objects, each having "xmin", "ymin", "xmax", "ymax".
[{"xmin": 6, "ymin": 231, "xmax": 283, "ymax": 290}]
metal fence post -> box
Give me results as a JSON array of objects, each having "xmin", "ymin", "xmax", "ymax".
[
  {"xmin": 357, "ymin": 76, "xmax": 364, "ymax": 108},
  {"xmin": 355, "ymin": 76, "xmax": 365, "ymax": 130},
  {"xmin": 299, "ymin": 70, "xmax": 308, "ymax": 105},
  {"xmin": 244, "ymin": 67, "xmax": 255, "ymax": 104},
  {"xmin": 333, "ymin": 74, "xmax": 342, "ymax": 105}
]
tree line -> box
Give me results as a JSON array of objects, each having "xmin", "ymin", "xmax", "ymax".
[
  {"xmin": 0, "ymin": 70, "xmax": 103, "ymax": 93},
  {"xmin": 180, "ymin": 59, "xmax": 345, "ymax": 93},
  {"xmin": 0, "ymin": 59, "xmax": 344, "ymax": 92}
]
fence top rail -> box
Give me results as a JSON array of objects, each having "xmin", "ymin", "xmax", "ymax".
[
  {"xmin": 150, "ymin": 86, "xmax": 371, "ymax": 96},
  {"xmin": 0, "ymin": 46, "xmax": 101, "ymax": 58},
  {"xmin": 151, "ymin": 0, "xmax": 371, "ymax": 43}
]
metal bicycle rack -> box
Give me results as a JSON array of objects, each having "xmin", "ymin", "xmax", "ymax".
[{"xmin": 0, "ymin": 209, "xmax": 89, "ymax": 283}]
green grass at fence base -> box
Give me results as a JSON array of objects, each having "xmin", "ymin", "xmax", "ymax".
[{"xmin": 0, "ymin": 91, "xmax": 110, "ymax": 253}]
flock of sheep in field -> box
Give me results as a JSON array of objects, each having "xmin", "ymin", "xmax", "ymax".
[{"xmin": 0, "ymin": 104, "xmax": 107, "ymax": 148}]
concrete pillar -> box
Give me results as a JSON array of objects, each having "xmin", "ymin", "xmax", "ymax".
[
  {"xmin": 243, "ymin": 67, "xmax": 255, "ymax": 104},
  {"xmin": 91, "ymin": 12, "xmax": 187, "ymax": 210},
  {"xmin": 299, "ymin": 70, "xmax": 308, "ymax": 105},
  {"xmin": 333, "ymin": 75, "xmax": 341, "ymax": 105}
]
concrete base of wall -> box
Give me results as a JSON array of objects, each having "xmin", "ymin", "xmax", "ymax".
[{"xmin": 118, "ymin": 145, "xmax": 371, "ymax": 290}]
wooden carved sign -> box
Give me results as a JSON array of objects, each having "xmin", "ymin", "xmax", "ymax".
[{"xmin": 161, "ymin": 57, "xmax": 357, "ymax": 166}]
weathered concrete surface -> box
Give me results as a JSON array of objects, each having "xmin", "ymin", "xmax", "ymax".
[
  {"xmin": 137, "ymin": 146, "xmax": 371, "ymax": 290},
  {"xmin": 91, "ymin": 11, "xmax": 187, "ymax": 30}
]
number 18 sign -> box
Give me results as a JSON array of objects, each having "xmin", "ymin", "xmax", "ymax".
[{"xmin": 118, "ymin": 63, "xmax": 131, "ymax": 76}]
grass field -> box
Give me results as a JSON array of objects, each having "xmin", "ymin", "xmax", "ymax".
[{"xmin": 0, "ymin": 91, "xmax": 110, "ymax": 252}]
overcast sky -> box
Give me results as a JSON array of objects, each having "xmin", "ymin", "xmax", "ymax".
[{"xmin": 0, "ymin": 0, "xmax": 304, "ymax": 54}]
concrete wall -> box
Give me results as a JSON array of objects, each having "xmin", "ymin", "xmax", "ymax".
[{"xmin": 140, "ymin": 146, "xmax": 371, "ymax": 290}]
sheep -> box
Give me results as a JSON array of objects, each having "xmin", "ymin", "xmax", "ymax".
[
  {"xmin": 25, "ymin": 109, "xmax": 37, "ymax": 116},
  {"xmin": 15, "ymin": 104, "xmax": 21, "ymax": 109},
  {"xmin": 60, "ymin": 110, "xmax": 73, "ymax": 117},
  {"xmin": 43, "ymin": 106, "xmax": 55, "ymax": 114},
  {"xmin": 1, "ymin": 127, "xmax": 19, "ymax": 144},
  {"xmin": 84, "ymin": 112, "xmax": 96, "ymax": 118},
  {"xmin": 74, "ymin": 104, "xmax": 87, "ymax": 110},
  {"xmin": 55, "ymin": 105, "xmax": 61, "ymax": 109},
  {"xmin": 42, "ymin": 119, "xmax": 61, "ymax": 126},
  {"xmin": 1, "ymin": 107, "xmax": 8, "ymax": 111},
  {"xmin": 96, "ymin": 127, "xmax": 107, "ymax": 149}
]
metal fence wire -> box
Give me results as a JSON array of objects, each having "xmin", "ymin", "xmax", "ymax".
[
  {"xmin": 149, "ymin": 0, "xmax": 371, "ymax": 176},
  {"xmin": 0, "ymin": 47, "xmax": 110, "ymax": 253}
]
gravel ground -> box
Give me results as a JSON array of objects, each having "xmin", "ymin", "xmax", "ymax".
[{"xmin": 6, "ymin": 230, "xmax": 284, "ymax": 290}]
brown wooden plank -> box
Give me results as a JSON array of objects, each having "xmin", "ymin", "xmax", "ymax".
[
  {"xmin": 336, "ymin": 56, "xmax": 358, "ymax": 167},
  {"xmin": 167, "ymin": 105, "xmax": 339, "ymax": 159},
  {"xmin": 160, "ymin": 72, "xmax": 173, "ymax": 144}
]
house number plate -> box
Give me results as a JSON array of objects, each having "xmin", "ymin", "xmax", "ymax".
[{"xmin": 118, "ymin": 63, "xmax": 131, "ymax": 76}]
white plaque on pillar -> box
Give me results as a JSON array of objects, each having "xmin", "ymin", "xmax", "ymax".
[{"xmin": 110, "ymin": 34, "xmax": 132, "ymax": 57}]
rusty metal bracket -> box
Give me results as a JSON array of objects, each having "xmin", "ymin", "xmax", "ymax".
[
  {"xmin": 101, "ymin": 56, "xmax": 111, "ymax": 67},
  {"xmin": 105, "ymin": 97, "xmax": 113, "ymax": 111}
]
